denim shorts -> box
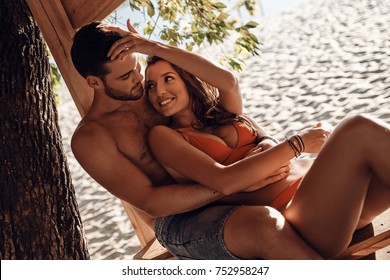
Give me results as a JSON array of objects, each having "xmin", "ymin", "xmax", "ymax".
[{"xmin": 155, "ymin": 204, "xmax": 241, "ymax": 259}]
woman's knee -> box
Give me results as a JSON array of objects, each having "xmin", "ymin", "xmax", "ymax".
[
  {"xmin": 333, "ymin": 114, "xmax": 379, "ymax": 146},
  {"xmin": 339, "ymin": 114, "xmax": 379, "ymax": 135}
]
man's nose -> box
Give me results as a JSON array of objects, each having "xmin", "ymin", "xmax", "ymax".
[{"xmin": 132, "ymin": 69, "xmax": 143, "ymax": 83}]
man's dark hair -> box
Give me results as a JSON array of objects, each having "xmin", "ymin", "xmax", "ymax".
[{"xmin": 71, "ymin": 21, "xmax": 122, "ymax": 78}]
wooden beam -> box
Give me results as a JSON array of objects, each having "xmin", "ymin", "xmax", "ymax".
[
  {"xmin": 336, "ymin": 229, "xmax": 390, "ymax": 260},
  {"xmin": 61, "ymin": 0, "xmax": 125, "ymax": 29},
  {"xmin": 133, "ymin": 238, "xmax": 174, "ymax": 260},
  {"xmin": 121, "ymin": 201, "xmax": 155, "ymax": 247},
  {"xmin": 27, "ymin": 0, "xmax": 92, "ymax": 116}
]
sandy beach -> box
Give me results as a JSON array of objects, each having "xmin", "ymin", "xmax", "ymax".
[{"xmin": 58, "ymin": 0, "xmax": 390, "ymax": 259}]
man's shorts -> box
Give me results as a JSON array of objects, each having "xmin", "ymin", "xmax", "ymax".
[{"xmin": 155, "ymin": 204, "xmax": 241, "ymax": 259}]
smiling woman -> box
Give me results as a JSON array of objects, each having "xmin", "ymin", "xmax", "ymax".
[
  {"xmin": 145, "ymin": 59, "xmax": 193, "ymax": 120},
  {"xmin": 143, "ymin": 54, "xmax": 390, "ymax": 261}
]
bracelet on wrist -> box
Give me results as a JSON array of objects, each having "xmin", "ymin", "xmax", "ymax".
[
  {"xmin": 294, "ymin": 135, "xmax": 305, "ymax": 152},
  {"xmin": 285, "ymin": 135, "xmax": 305, "ymax": 158}
]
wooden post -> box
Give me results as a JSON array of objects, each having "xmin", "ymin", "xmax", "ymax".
[
  {"xmin": 61, "ymin": 0, "xmax": 126, "ymax": 30},
  {"xmin": 26, "ymin": 0, "xmax": 125, "ymax": 116},
  {"xmin": 27, "ymin": 0, "xmax": 92, "ymax": 115}
]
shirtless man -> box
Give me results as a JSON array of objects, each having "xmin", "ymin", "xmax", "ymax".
[{"xmin": 70, "ymin": 21, "xmax": 321, "ymax": 259}]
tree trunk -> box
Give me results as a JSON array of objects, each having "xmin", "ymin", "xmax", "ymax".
[{"xmin": 0, "ymin": 0, "xmax": 89, "ymax": 259}]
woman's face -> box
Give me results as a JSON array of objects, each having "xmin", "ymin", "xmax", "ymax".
[{"xmin": 145, "ymin": 60, "xmax": 191, "ymax": 118}]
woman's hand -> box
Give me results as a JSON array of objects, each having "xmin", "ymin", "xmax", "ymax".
[
  {"xmin": 244, "ymin": 138, "xmax": 277, "ymax": 158},
  {"xmin": 297, "ymin": 122, "xmax": 332, "ymax": 154},
  {"xmin": 242, "ymin": 137, "xmax": 291, "ymax": 192},
  {"xmin": 107, "ymin": 19, "xmax": 156, "ymax": 60},
  {"xmin": 242, "ymin": 139, "xmax": 291, "ymax": 192},
  {"xmin": 243, "ymin": 165, "xmax": 291, "ymax": 192}
]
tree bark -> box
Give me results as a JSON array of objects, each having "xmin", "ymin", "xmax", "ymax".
[{"xmin": 0, "ymin": 0, "xmax": 89, "ymax": 259}]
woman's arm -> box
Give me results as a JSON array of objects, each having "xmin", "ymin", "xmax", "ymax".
[
  {"xmin": 149, "ymin": 125, "xmax": 331, "ymax": 196},
  {"xmin": 107, "ymin": 20, "xmax": 242, "ymax": 115},
  {"xmin": 149, "ymin": 125, "xmax": 293, "ymax": 195}
]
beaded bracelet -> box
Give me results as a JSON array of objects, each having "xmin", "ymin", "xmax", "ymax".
[
  {"xmin": 286, "ymin": 137, "xmax": 301, "ymax": 158},
  {"xmin": 285, "ymin": 135, "xmax": 305, "ymax": 158},
  {"xmin": 294, "ymin": 135, "xmax": 305, "ymax": 152}
]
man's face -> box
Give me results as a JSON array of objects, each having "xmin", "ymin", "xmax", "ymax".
[{"xmin": 102, "ymin": 53, "xmax": 144, "ymax": 101}]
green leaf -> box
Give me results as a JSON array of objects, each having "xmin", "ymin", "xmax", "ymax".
[
  {"xmin": 212, "ymin": 1, "xmax": 227, "ymax": 9},
  {"xmin": 143, "ymin": 21, "xmax": 155, "ymax": 35},
  {"xmin": 147, "ymin": 2, "xmax": 155, "ymax": 17},
  {"xmin": 245, "ymin": 21, "xmax": 259, "ymax": 29}
]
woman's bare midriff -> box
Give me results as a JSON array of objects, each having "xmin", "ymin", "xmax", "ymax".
[{"xmin": 217, "ymin": 158, "xmax": 313, "ymax": 207}]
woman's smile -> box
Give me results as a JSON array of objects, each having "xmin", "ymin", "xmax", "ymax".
[{"xmin": 159, "ymin": 97, "xmax": 175, "ymax": 107}]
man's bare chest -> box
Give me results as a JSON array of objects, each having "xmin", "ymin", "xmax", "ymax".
[{"xmin": 104, "ymin": 112, "xmax": 171, "ymax": 185}]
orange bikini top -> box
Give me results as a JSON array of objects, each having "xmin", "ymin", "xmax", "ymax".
[{"xmin": 177, "ymin": 121, "xmax": 257, "ymax": 165}]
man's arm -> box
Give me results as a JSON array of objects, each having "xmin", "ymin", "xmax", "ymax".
[{"xmin": 71, "ymin": 122, "xmax": 222, "ymax": 217}]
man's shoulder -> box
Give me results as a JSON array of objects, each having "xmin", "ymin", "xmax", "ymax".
[
  {"xmin": 73, "ymin": 118, "xmax": 106, "ymax": 139},
  {"xmin": 71, "ymin": 118, "xmax": 114, "ymax": 153}
]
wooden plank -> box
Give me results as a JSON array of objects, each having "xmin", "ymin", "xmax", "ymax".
[
  {"xmin": 336, "ymin": 229, "xmax": 390, "ymax": 260},
  {"xmin": 27, "ymin": 0, "xmax": 92, "ymax": 116},
  {"xmin": 133, "ymin": 238, "xmax": 174, "ymax": 260},
  {"xmin": 61, "ymin": 0, "xmax": 126, "ymax": 29},
  {"xmin": 121, "ymin": 200, "xmax": 156, "ymax": 247}
]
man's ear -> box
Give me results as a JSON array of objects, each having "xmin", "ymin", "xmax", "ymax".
[{"xmin": 86, "ymin": 75, "xmax": 104, "ymax": 89}]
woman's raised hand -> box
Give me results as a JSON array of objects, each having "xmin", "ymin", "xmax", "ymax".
[
  {"xmin": 107, "ymin": 19, "xmax": 156, "ymax": 60},
  {"xmin": 297, "ymin": 123, "xmax": 332, "ymax": 154}
]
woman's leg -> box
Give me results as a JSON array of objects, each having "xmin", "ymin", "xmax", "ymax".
[
  {"xmin": 283, "ymin": 114, "xmax": 390, "ymax": 258},
  {"xmin": 358, "ymin": 175, "xmax": 390, "ymax": 229}
]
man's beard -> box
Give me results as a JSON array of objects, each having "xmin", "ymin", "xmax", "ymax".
[{"xmin": 104, "ymin": 81, "xmax": 144, "ymax": 101}]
